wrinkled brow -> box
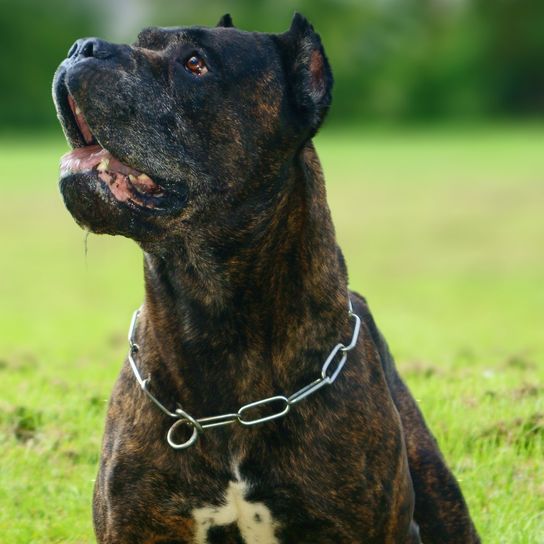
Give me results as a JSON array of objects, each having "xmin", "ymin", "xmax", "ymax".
[{"xmin": 134, "ymin": 27, "xmax": 190, "ymax": 50}]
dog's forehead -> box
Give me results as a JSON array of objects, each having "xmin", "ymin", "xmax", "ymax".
[{"xmin": 135, "ymin": 25, "xmax": 270, "ymax": 55}]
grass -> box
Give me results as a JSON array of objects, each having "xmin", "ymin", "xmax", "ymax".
[{"xmin": 0, "ymin": 125, "xmax": 543, "ymax": 542}]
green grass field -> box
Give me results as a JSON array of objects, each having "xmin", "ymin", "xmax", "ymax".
[{"xmin": 0, "ymin": 126, "xmax": 543, "ymax": 543}]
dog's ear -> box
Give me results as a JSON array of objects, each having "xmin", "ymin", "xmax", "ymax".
[
  {"xmin": 216, "ymin": 14, "xmax": 234, "ymax": 28},
  {"xmin": 277, "ymin": 13, "xmax": 333, "ymax": 136}
]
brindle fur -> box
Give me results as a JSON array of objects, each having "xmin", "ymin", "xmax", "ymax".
[{"xmin": 53, "ymin": 13, "xmax": 480, "ymax": 544}]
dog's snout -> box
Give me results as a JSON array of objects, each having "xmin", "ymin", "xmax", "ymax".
[{"xmin": 67, "ymin": 38, "xmax": 116, "ymax": 61}]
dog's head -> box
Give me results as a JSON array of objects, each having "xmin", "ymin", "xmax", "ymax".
[{"xmin": 52, "ymin": 14, "xmax": 333, "ymax": 245}]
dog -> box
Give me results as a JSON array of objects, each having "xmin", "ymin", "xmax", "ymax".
[{"xmin": 53, "ymin": 13, "xmax": 480, "ymax": 544}]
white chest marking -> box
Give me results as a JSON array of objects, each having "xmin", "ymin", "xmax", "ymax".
[{"xmin": 192, "ymin": 480, "xmax": 280, "ymax": 544}]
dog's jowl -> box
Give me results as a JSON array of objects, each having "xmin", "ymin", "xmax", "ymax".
[{"xmin": 53, "ymin": 13, "xmax": 480, "ymax": 544}]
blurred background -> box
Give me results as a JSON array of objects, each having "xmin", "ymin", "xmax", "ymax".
[
  {"xmin": 0, "ymin": 0, "xmax": 542, "ymax": 542},
  {"xmin": 1, "ymin": 0, "xmax": 544, "ymax": 127}
]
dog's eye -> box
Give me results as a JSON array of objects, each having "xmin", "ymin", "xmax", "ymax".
[{"xmin": 185, "ymin": 55, "xmax": 208, "ymax": 76}]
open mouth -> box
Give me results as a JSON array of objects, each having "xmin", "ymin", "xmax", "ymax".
[{"xmin": 60, "ymin": 94, "xmax": 166, "ymax": 209}]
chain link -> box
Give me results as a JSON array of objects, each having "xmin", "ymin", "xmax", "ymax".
[{"xmin": 127, "ymin": 300, "xmax": 362, "ymax": 449}]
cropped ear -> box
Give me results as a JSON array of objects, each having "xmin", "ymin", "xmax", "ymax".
[
  {"xmin": 277, "ymin": 13, "xmax": 333, "ymax": 135},
  {"xmin": 216, "ymin": 14, "xmax": 234, "ymax": 28}
]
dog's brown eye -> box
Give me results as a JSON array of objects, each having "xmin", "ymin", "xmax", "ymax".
[{"xmin": 185, "ymin": 55, "xmax": 208, "ymax": 76}]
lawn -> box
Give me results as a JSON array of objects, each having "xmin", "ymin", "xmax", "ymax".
[{"xmin": 0, "ymin": 125, "xmax": 543, "ymax": 543}]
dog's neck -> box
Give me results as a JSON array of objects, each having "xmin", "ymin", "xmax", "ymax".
[{"xmin": 139, "ymin": 143, "xmax": 351, "ymax": 407}]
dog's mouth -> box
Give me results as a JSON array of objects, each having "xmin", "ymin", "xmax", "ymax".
[{"xmin": 59, "ymin": 94, "xmax": 166, "ymax": 209}]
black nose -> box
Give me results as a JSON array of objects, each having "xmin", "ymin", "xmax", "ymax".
[{"xmin": 67, "ymin": 38, "xmax": 115, "ymax": 60}]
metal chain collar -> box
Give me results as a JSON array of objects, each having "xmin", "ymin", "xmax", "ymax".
[{"xmin": 127, "ymin": 300, "xmax": 361, "ymax": 450}]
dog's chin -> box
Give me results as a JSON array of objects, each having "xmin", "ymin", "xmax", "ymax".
[
  {"xmin": 61, "ymin": 142, "xmax": 192, "ymax": 234},
  {"xmin": 59, "ymin": 169, "xmax": 189, "ymax": 238},
  {"xmin": 60, "ymin": 171, "xmax": 141, "ymax": 236}
]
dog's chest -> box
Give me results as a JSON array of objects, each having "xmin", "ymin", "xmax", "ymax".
[{"xmin": 191, "ymin": 480, "xmax": 280, "ymax": 544}]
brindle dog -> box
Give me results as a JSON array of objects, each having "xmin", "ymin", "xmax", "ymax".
[{"xmin": 52, "ymin": 13, "xmax": 480, "ymax": 544}]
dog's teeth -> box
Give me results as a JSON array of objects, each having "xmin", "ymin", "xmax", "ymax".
[
  {"xmin": 137, "ymin": 174, "xmax": 153, "ymax": 183},
  {"xmin": 128, "ymin": 174, "xmax": 137, "ymax": 182},
  {"xmin": 75, "ymin": 105, "xmax": 82, "ymax": 115},
  {"xmin": 97, "ymin": 159, "xmax": 110, "ymax": 171},
  {"xmin": 97, "ymin": 170, "xmax": 113, "ymax": 184}
]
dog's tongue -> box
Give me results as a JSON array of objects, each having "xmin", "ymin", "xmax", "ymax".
[
  {"xmin": 60, "ymin": 145, "xmax": 163, "ymax": 203},
  {"xmin": 60, "ymin": 145, "xmax": 142, "ymax": 177}
]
